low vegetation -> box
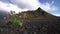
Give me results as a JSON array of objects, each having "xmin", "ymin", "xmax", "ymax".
[
  {"xmin": 7, "ymin": 10, "xmax": 23, "ymax": 26},
  {"xmin": 7, "ymin": 19, "xmax": 23, "ymax": 26}
]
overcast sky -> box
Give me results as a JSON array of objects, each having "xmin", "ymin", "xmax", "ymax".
[{"xmin": 0, "ymin": 0, "xmax": 60, "ymax": 16}]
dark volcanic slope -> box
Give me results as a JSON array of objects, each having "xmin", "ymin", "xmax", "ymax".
[{"xmin": 16, "ymin": 7, "xmax": 57, "ymax": 19}]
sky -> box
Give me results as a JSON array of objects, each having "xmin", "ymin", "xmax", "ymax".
[{"xmin": 0, "ymin": 0, "xmax": 60, "ymax": 16}]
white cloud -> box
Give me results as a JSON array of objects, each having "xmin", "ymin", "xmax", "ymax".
[
  {"xmin": 53, "ymin": 14, "xmax": 60, "ymax": 16},
  {"xmin": 10, "ymin": 0, "xmax": 40, "ymax": 10},
  {"xmin": 0, "ymin": 1, "xmax": 29, "ymax": 13},
  {"xmin": 0, "ymin": 1, "xmax": 21, "ymax": 13},
  {"xmin": 40, "ymin": 2, "xmax": 58, "ymax": 11},
  {"xmin": 10, "ymin": 0, "xmax": 58, "ymax": 11},
  {"xmin": 0, "ymin": 0, "xmax": 58, "ymax": 14}
]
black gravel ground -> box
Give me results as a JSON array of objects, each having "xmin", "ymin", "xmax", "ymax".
[{"xmin": 0, "ymin": 19, "xmax": 60, "ymax": 34}]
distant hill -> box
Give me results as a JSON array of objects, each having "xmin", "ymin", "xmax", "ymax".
[
  {"xmin": 0, "ymin": 10, "xmax": 9, "ymax": 19},
  {"xmin": 16, "ymin": 7, "xmax": 57, "ymax": 19}
]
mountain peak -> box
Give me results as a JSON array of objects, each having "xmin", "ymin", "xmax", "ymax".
[{"xmin": 37, "ymin": 7, "xmax": 42, "ymax": 10}]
